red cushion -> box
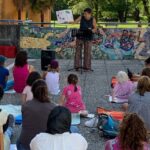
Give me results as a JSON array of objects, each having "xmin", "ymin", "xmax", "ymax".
[{"xmin": 0, "ymin": 46, "xmax": 17, "ymax": 58}]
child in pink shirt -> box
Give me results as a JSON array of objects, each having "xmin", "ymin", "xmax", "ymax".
[{"xmin": 60, "ymin": 74, "xmax": 87, "ymax": 115}]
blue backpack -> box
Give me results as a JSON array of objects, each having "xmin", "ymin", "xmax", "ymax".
[{"xmin": 97, "ymin": 114, "xmax": 120, "ymax": 138}]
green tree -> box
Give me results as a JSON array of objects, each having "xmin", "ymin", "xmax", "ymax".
[
  {"xmin": 142, "ymin": 0, "xmax": 150, "ymax": 22},
  {"xmin": 99, "ymin": 0, "xmax": 131, "ymax": 22},
  {"xmin": 29, "ymin": 0, "xmax": 55, "ymax": 25},
  {"xmin": 67, "ymin": 0, "xmax": 131, "ymax": 22},
  {"xmin": 52, "ymin": 0, "xmax": 68, "ymax": 20}
]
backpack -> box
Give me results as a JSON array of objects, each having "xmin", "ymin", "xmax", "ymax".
[{"xmin": 97, "ymin": 114, "xmax": 120, "ymax": 138}]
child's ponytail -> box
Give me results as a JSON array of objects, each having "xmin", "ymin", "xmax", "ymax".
[
  {"xmin": 74, "ymin": 85, "xmax": 78, "ymax": 92},
  {"xmin": 68, "ymin": 74, "xmax": 78, "ymax": 92}
]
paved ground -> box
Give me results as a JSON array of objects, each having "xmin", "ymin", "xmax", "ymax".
[{"xmin": 1, "ymin": 59, "xmax": 144, "ymax": 150}]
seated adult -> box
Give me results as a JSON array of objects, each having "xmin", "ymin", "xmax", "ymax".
[
  {"xmin": 30, "ymin": 106, "xmax": 88, "ymax": 150},
  {"xmin": 141, "ymin": 67, "xmax": 150, "ymax": 78},
  {"xmin": 105, "ymin": 113, "xmax": 150, "ymax": 150},
  {"xmin": 128, "ymin": 76, "xmax": 150, "ymax": 130},
  {"xmin": 17, "ymin": 79, "xmax": 55, "ymax": 150},
  {"xmin": 0, "ymin": 86, "xmax": 14, "ymax": 150},
  {"xmin": 13, "ymin": 51, "xmax": 35, "ymax": 93},
  {"xmin": 145, "ymin": 56, "xmax": 150, "ymax": 68},
  {"xmin": 112, "ymin": 71, "xmax": 135, "ymax": 103},
  {"xmin": 128, "ymin": 57, "xmax": 150, "ymax": 81}
]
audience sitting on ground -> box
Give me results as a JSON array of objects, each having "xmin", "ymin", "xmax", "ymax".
[
  {"xmin": 0, "ymin": 86, "xmax": 15, "ymax": 150},
  {"xmin": 60, "ymin": 74, "xmax": 87, "ymax": 116},
  {"xmin": 17, "ymin": 79, "xmax": 55, "ymax": 150},
  {"xmin": 105, "ymin": 113, "xmax": 150, "ymax": 150},
  {"xmin": 22, "ymin": 71, "xmax": 41, "ymax": 103},
  {"xmin": 45, "ymin": 60, "xmax": 60, "ymax": 95},
  {"xmin": 0, "ymin": 55, "xmax": 14, "ymax": 91},
  {"xmin": 30, "ymin": 106, "xmax": 88, "ymax": 150},
  {"xmin": 126, "ymin": 76, "xmax": 150, "ymax": 131},
  {"xmin": 13, "ymin": 51, "xmax": 35, "ymax": 93},
  {"xmin": 112, "ymin": 71, "xmax": 135, "ymax": 103},
  {"xmin": 128, "ymin": 57, "xmax": 150, "ymax": 81}
]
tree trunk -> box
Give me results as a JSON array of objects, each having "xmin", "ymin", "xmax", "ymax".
[
  {"xmin": 18, "ymin": 8, "xmax": 21, "ymax": 20},
  {"xmin": 118, "ymin": 11, "xmax": 126, "ymax": 22},
  {"xmin": 41, "ymin": 10, "xmax": 44, "ymax": 27},
  {"xmin": 95, "ymin": 0, "xmax": 99, "ymax": 21},
  {"xmin": 142, "ymin": 0, "xmax": 150, "ymax": 23}
]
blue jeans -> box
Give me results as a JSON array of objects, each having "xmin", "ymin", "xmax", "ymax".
[
  {"xmin": 70, "ymin": 125, "xmax": 79, "ymax": 133},
  {"xmin": 4, "ymin": 80, "xmax": 14, "ymax": 91}
]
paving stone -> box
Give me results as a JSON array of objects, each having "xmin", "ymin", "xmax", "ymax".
[{"xmin": 1, "ymin": 59, "xmax": 144, "ymax": 150}]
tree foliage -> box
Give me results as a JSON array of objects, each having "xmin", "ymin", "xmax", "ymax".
[
  {"xmin": 29, "ymin": 0, "xmax": 55, "ymax": 24},
  {"xmin": 66, "ymin": 0, "xmax": 150, "ymax": 22}
]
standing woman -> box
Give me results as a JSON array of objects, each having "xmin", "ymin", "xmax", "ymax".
[
  {"xmin": 72, "ymin": 8, "xmax": 97, "ymax": 71},
  {"xmin": 13, "ymin": 51, "xmax": 35, "ymax": 93},
  {"xmin": 17, "ymin": 79, "xmax": 55, "ymax": 150}
]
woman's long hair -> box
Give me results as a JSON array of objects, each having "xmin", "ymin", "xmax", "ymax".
[
  {"xmin": 32, "ymin": 79, "xmax": 50, "ymax": 103},
  {"xmin": 119, "ymin": 113, "xmax": 147, "ymax": 150},
  {"xmin": 137, "ymin": 76, "xmax": 150, "ymax": 96},
  {"xmin": 46, "ymin": 106, "xmax": 71, "ymax": 135},
  {"xmin": 15, "ymin": 51, "xmax": 28, "ymax": 67},
  {"xmin": 68, "ymin": 74, "xmax": 78, "ymax": 92}
]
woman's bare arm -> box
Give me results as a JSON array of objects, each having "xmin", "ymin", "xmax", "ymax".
[
  {"xmin": 59, "ymin": 95, "xmax": 66, "ymax": 105},
  {"xmin": 92, "ymin": 18, "xmax": 97, "ymax": 33},
  {"xmin": 69, "ymin": 16, "xmax": 81, "ymax": 24},
  {"xmin": 22, "ymin": 94, "xmax": 27, "ymax": 104}
]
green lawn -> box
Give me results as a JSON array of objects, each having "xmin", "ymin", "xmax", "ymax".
[{"xmin": 50, "ymin": 20, "xmax": 148, "ymax": 28}]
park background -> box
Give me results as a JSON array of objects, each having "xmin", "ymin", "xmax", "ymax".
[{"xmin": 0, "ymin": 0, "xmax": 150, "ymax": 60}]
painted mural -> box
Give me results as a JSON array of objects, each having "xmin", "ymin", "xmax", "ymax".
[{"xmin": 20, "ymin": 26, "xmax": 150, "ymax": 59}]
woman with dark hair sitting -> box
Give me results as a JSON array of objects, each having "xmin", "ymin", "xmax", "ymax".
[
  {"xmin": 13, "ymin": 51, "xmax": 35, "ymax": 93},
  {"xmin": 30, "ymin": 106, "xmax": 88, "ymax": 150},
  {"xmin": 105, "ymin": 113, "xmax": 150, "ymax": 150},
  {"xmin": 17, "ymin": 79, "xmax": 55, "ymax": 150}
]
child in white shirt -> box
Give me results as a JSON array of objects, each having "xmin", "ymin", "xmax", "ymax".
[{"xmin": 45, "ymin": 60, "xmax": 60, "ymax": 95}]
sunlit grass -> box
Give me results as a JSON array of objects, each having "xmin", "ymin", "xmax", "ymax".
[{"xmin": 50, "ymin": 20, "xmax": 148, "ymax": 28}]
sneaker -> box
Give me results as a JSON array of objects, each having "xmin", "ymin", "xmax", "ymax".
[{"xmin": 84, "ymin": 117, "xmax": 98, "ymax": 128}]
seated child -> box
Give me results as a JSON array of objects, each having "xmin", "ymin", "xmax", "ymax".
[
  {"xmin": 22, "ymin": 72, "xmax": 41, "ymax": 103},
  {"xmin": 45, "ymin": 60, "xmax": 60, "ymax": 95},
  {"xmin": 60, "ymin": 74, "xmax": 87, "ymax": 116},
  {"xmin": 0, "ymin": 86, "xmax": 14, "ymax": 150},
  {"xmin": 112, "ymin": 71, "xmax": 135, "ymax": 103},
  {"xmin": 0, "ymin": 55, "xmax": 13, "ymax": 91}
]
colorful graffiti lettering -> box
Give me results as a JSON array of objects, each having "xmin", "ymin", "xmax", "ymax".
[{"xmin": 20, "ymin": 26, "xmax": 150, "ymax": 60}]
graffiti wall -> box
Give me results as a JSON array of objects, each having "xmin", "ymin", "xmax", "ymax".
[{"xmin": 20, "ymin": 26, "xmax": 150, "ymax": 59}]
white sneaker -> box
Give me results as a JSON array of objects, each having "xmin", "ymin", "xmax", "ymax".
[{"xmin": 84, "ymin": 118, "xmax": 98, "ymax": 128}]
